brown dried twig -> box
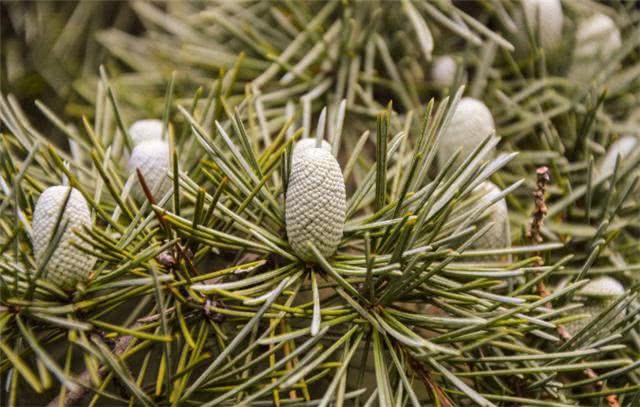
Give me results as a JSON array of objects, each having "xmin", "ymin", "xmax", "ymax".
[
  {"xmin": 528, "ymin": 166, "xmax": 552, "ymax": 297},
  {"xmin": 408, "ymin": 354, "xmax": 454, "ymax": 407},
  {"xmin": 526, "ymin": 166, "xmax": 619, "ymax": 407},
  {"xmin": 527, "ymin": 166, "xmax": 550, "ymax": 244}
]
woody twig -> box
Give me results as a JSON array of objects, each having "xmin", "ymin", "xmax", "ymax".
[{"xmin": 526, "ymin": 166, "xmax": 619, "ymax": 407}]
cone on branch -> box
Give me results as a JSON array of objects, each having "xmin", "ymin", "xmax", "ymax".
[{"xmin": 1, "ymin": 1, "xmax": 640, "ymax": 406}]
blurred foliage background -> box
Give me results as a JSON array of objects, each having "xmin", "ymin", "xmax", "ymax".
[{"xmin": 1, "ymin": 1, "xmax": 135, "ymax": 122}]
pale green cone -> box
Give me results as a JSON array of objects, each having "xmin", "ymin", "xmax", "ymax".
[
  {"xmin": 286, "ymin": 142, "xmax": 346, "ymax": 262},
  {"xmin": 32, "ymin": 186, "xmax": 96, "ymax": 291},
  {"xmin": 437, "ymin": 97, "xmax": 496, "ymax": 170},
  {"xmin": 565, "ymin": 276, "xmax": 625, "ymax": 336}
]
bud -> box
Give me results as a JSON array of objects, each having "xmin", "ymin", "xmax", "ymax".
[
  {"xmin": 32, "ymin": 186, "xmax": 95, "ymax": 291},
  {"xmin": 521, "ymin": 0, "xmax": 564, "ymax": 51},
  {"xmin": 438, "ymin": 97, "xmax": 495, "ymax": 170},
  {"xmin": 569, "ymin": 13, "xmax": 621, "ymax": 80},
  {"xmin": 599, "ymin": 136, "xmax": 637, "ymax": 177},
  {"xmin": 471, "ymin": 181, "xmax": 511, "ymax": 259},
  {"xmin": 566, "ymin": 276, "xmax": 625, "ymax": 335},
  {"xmin": 127, "ymin": 140, "xmax": 171, "ymax": 202},
  {"xmin": 286, "ymin": 143, "xmax": 346, "ymax": 261},
  {"xmin": 430, "ymin": 55, "xmax": 457, "ymax": 89},
  {"xmin": 578, "ymin": 276, "xmax": 624, "ymax": 298}
]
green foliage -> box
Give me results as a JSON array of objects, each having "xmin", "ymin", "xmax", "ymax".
[{"xmin": 1, "ymin": 1, "xmax": 640, "ymax": 406}]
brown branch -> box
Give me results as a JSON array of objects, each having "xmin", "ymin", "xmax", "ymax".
[
  {"xmin": 526, "ymin": 166, "xmax": 619, "ymax": 407},
  {"xmin": 46, "ymin": 332, "xmax": 134, "ymax": 407},
  {"xmin": 46, "ymin": 307, "xmax": 175, "ymax": 407}
]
